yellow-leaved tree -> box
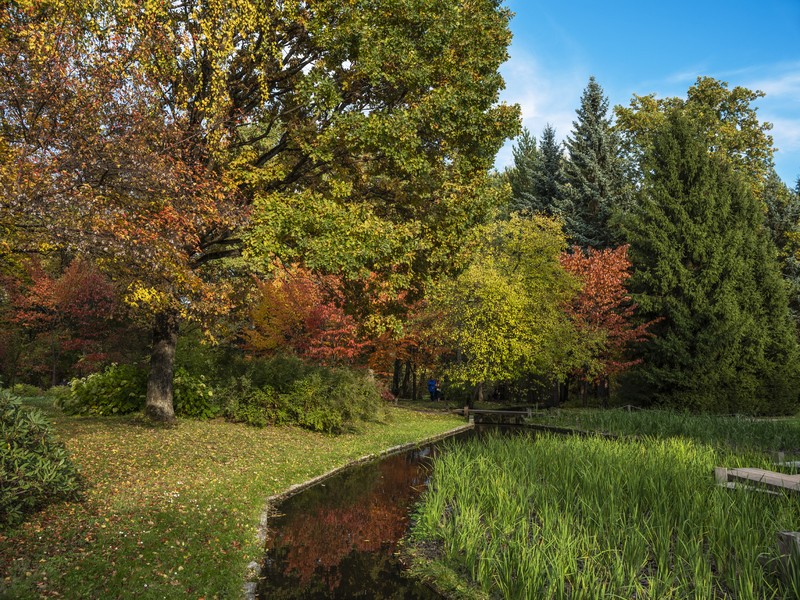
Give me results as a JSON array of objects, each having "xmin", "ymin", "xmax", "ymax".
[{"xmin": 428, "ymin": 214, "xmax": 595, "ymax": 403}]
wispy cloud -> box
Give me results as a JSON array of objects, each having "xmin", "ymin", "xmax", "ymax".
[
  {"xmin": 747, "ymin": 65, "xmax": 800, "ymax": 100},
  {"xmin": 495, "ymin": 45, "xmax": 586, "ymax": 169}
]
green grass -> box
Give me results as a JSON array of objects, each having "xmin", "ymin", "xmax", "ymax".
[
  {"xmin": 408, "ymin": 433, "xmax": 800, "ymax": 599},
  {"xmin": 527, "ymin": 408, "xmax": 800, "ymax": 453},
  {"xmin": 0, "ymin": 399, "xmax": 464, "ymax": 599}
]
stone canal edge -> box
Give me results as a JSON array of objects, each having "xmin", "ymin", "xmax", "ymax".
[{"xmin": 243, "ymin": 422, "xmax": 475, "ymax": 599}]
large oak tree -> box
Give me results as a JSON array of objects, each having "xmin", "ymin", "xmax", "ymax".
[{"xmin": 1, "ymin": 0, "xmax": 520, "ymax": 420}]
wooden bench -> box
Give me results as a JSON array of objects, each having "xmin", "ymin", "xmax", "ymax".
[{"xmin": 715, "ymin": 467, "xmax": 800, "ymax": 493}]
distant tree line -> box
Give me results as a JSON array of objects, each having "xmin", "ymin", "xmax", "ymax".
[{"xmin": 501, "ymin": 76, "xmax": 800, "ymax": 414}]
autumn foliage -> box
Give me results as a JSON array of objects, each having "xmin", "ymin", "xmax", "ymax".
[
  {"xmin": 243, "ymin": 267, "xmax": 369, "ymax": 366},
  {"xmin": 560, "ymin": 245, "xmax": 655, "ymax": 382},
  {"xmin": 0, "ymin": 260, "xmax": 124, "ymax": 385}
]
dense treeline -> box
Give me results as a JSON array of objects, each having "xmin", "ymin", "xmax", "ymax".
[
  {"xmin": 1, "ymin": 1, "xmax": 798, "ymax": 417},
  {"xmin": 504, "ymin": 77, "xmax": 800, "ymax": 414}
]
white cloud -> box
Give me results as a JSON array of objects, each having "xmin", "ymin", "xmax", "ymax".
[
  {"xmin": 495, "ymin": 45, "xmax": 586, "ymax": 169},
  {"xmin": 768, "ymin": 115, "xmax": 800, "ymax": 153}
]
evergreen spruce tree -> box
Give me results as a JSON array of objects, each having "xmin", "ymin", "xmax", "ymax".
[
  {"xmin": 508, "ymin": 124, "xmax": 564, "ymax": 217},
  {"xmin": 531, "ymin": 124, "xmax": 565, "ymax": 217},
  {"xmin": 507, "ymin": 128, "xmax": 540, "ymax": 213},
  {"xmin": 623, "ymin": 112, "xmax": 799, "ymax": 414},
  {"xmin": 561, "ymin": 77, "xmax": 630, "ymax": 248},
  {"xmin": 763, "ymin": 169, "xmax": 800, "ymax": 322}
]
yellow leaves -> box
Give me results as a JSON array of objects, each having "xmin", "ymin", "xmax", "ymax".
[
  {"xmin": 123, "ymin": 281, "xmax": 172, "ymax": 312},
  {"xmin": 430, "ymin": 213, "xmax": 580, "ymax": 385}
]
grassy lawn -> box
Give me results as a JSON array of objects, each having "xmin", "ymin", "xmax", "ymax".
[
  {"xmin": 0, "ymin": 400, "xmax": 464, "ymax": 599},
  {"xmin": 408, "ymin": 432, "xmax": 800, "ymax": 599}
]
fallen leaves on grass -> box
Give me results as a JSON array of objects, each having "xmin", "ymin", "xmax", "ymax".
[{"xmin": 1, "ymin": 407, "xmax": 463, "ymax": 598}]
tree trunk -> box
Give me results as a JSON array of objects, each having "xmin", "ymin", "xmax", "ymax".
[
  {"xmin": 470, "ymin": 381, "xmax": 483, "ymax": 409},
  {"xmin": 550, "ymin": 380, "xmax": 560, "ymax": 408},
  {"xmin": 401, "ymin": 360, "xmax": 412, "ymax": 398},
  {"xmin": 411, "ymin": 363, "xmax": 418, "ymax": 401},
  {"xmin": 145, "ymin": 310, "xmax": 179, "ymax": 423},
  {"xmin": 51, "ymin": 335, "xmax": 59, "ymax": 388},
  {"xmin": 392, "ymin": 359, "xmax": 402, "ymax": 396}
]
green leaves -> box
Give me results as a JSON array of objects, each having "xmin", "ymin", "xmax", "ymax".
[
  {"xmin": 615, "ymin": 77, "xmax": 774, "ymax": 193},
  {"xmin": 623, "ymin": 112, "xmax": 799, "ymax": 414},
  {"xmin": 429, "ymin": 213, "xmax": 580, "ymax": 386},
  {"xmin": 1, "ymin": 390, "xmax": 83, "ymax": 527}
]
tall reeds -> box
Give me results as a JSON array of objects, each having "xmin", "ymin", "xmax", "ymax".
[
  {"xmin": 410, "ymin": 433, "xmax": 800, "ymax": 598},
  {"xmin": 527, "ymin": 409, "xmax": 800, "ymax": 452}
]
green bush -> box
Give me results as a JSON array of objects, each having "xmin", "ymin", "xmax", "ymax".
[
  {"xmin": 10, "ymin": 383, "xmax": 44, "ymax": 398},
  {"xmin": 1, "ymin": 391, "xmax": 83, "ymax": 527},
  {"xmin": 245, "ymin": 354, "xmax": 314, "ymax": 392},
  {"xmin": 221, "ymin": 377, "xmax": 291, "ymax": 427},
  {"xmin": 62, "ymin": 364, "xmax": 147, "ymax": 415},
  {"xmin": 283, "ymin": 368, "xmax": 382, "ymax": 433},
  {"xmin": 286, "ymin": 372, "xmax": 343, "ymax": 432},
  {"xmin": 46, "ymin": 385, "xmax": 72, "ymax": 404},
  {"xmin": 173, "ymin": 367, "xmax": 219, "ymax": 419},
  {"xmin": 63, "ymin": 364, "xmax": 219, "ymax": 420},
  {"xmin": 220, "ymin": 365, "xmax": 382, "ymax": 433}
]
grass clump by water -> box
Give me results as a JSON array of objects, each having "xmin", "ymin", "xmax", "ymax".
[
  {"xmin": 527, "ymin": 408, "xmax": 800, "ymax": 453},
  {"xmin": 0, "ymin": 399, "xmax": 464, "ymax": 599},
  {"xmin": 407, "ymin": 433, "xmax": 800, "ymax": 599}
]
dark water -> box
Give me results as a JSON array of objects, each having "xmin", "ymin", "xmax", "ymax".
[
  {"xmin": 256, "ymin": 442, "xmax": 457, "ymax": 599},
  {"xmin": 255, "ymin": 422, "xmax": 538, "ymax": 599}
]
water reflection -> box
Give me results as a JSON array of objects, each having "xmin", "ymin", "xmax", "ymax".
[{"xmin": 257, "ymin": 446, "xmax": 445, "ymax": 599}]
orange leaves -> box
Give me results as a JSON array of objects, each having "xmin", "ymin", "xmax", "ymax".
[
  {"xmin": 243, "ymin": 266, "xmax": 369, "ymax": 366},
  {"xmin": 561, "ymin": 245, "xmax": 657, "ymax": 380}
]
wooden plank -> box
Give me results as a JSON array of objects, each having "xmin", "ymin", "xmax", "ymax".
[{"xmin": 725, "ymin": 467, "xmax": 800, "ymax": 492}]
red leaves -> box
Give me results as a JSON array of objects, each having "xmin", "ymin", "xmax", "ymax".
[
  {"xmin": 10, "ymin": 260, "xmax": 117, "ymax": 337},
  {"xmin": 561, "ymin": 245, "xmax": 656, "ymax": 380},
  {"xmin": 1, "ymin": 258, "xmax": 122, "ymax": 382},
  {"xmin": 244, "ymin": 267, "xmax": 369, "ymax": 366}
]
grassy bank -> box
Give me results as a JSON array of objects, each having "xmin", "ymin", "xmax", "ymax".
[
  {"xmin": 526, "ymin": 408, "xmax": 800, "ymax": 452},
  {"xmin": 0, "ymin": 400, "xmax": 464, "ymax": 599},
  {"xmin": 408, "ymin": 433, "xmax": 800, "ymax": 599}
]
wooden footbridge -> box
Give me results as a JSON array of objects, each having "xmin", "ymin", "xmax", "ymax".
[{"xmin": 715, "ymin": 466, "xmax": 800, "ymax": 493}]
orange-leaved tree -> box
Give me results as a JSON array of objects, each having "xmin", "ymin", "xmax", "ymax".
[
  {"xmin": 560, "ymin": 245, "xmax": 656, "ymax": 397},
  {"xmin": 1, "ymin": 0, "xmax": 519, "ymax": 421},
  {"xmin": 243, "ymin": 267, "xmax": 369, "ymax": 367}
]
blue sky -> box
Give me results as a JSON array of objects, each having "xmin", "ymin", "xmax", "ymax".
[{"xmin": 496, "ymin": 0, "xmax": 800, "ymax": 186}]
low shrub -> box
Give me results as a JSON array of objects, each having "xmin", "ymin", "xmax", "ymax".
[
  {"xmin": 1, "ymin": 391, "xmax": 83, "ymax": 527},
  {"xmin": 282, "ymin": 368, "xmax": 382, "ymax": 433},
  {"xmin": 221, "ymin": 377, "xmax": 291, "ymax": 427},
  {"xmin": 62, "ymin": 364, "xmax": 147, "ymax": 415},
  {"xmin": 221, "ymin": 365, "xmax": 382, "ymax": 433},
  {"xmin": 10, "ymin": 383, "xmax": 44, "ymax": 398},
  {"xmin": 46, "ymin": 385, "xmax": 72, "ymax": 404},
  {"xmin": 245, "ymin": 354, "xmax": 315, "ymax": 393},
  {"xmin": 173, "ymin": 367, "xmax": 219, "ymax": 419},
  {"xmin": 286, "ymin": 372, "xmax": 343, "ymax": 432},
  {"xmin": 61, "ymin": 364, "xmax": 219, "ymax": 419}
]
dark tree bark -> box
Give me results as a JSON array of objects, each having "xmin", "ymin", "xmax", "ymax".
[
  {"xmin": 392, "ymin": 359, "xmax": 402, "ymax": 396},
  {"xmin": 145, "ymin": 310, "xmax": 179, "ymax": 423},
  {"xmin": 51, "ymin": 336, "xmax": 59, "ymax": 388},
  {"xmin": 411, "ymin": 363, "xmax": 418, "ymax": 401}
]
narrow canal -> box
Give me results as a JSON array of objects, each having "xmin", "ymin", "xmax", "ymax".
[{"xmin": 256, "ymin": 431, "xmax": 475, "ymax": 599}]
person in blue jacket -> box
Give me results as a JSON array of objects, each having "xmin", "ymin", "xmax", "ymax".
[{"xmin": 427, "ymin": 378, "xmax": 437, "ymax": 401}]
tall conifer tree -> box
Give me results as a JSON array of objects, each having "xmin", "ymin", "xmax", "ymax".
[
  {"xmin": 763, "ymin": 170, "xmax": 800, "ymax": 322},
  {"xmin": 508, "ymin": 124, "xmax": 564, "ymax": 217},
  {"xmin": 531, "ymin": 124, "xmax": 565, "ymax": 217},
  {"xmin": 507, "ymin": 128, "xmax": 540, "ymax": 213},
  {"xmin": 623, "ymin": 112, "xmax": 799, "ymax": 414},
  {"xmin": 561, "ymin": 77, "xmax": 629, "ymax": 248}
]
